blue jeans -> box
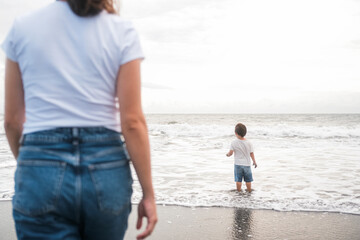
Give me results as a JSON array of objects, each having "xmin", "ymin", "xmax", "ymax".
[
  {"xmin": 234, "ymin": 165, "xmax": 253, "ymax": 182},
  {"xmin": 13, "ymin": 127, "xmax": 133, "ymax": 240}
]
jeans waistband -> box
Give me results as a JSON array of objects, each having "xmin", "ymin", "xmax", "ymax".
[{"xmin": 22, "ymin": 127, "xmax": 124, "ymax": 144}]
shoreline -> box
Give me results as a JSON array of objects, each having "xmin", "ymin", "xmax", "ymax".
[
  {"xmin": 2, "ymin": 198, "xmax": 358, "ymax": 216},
  {"xmin": 1, "ymin": 201, "xmax": 360, "ymax": 239},
  {"xmin": 150, "ymin": 202, "xmax": 360, "ymax": 216}
]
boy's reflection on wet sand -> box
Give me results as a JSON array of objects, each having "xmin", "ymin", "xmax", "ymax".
[{"xmin": 231, "ymin": 208, "xmax": 253, "ymax": 240}]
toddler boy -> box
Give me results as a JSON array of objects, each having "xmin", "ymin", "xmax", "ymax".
[{"xmin": 226, "ymin": 123, "xmax": 257, "ymax": 192}]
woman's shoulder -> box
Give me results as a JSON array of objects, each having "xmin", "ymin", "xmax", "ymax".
[
  {"xmin": 103, "ymin": 14, "xmax": 136, "ymax": 31},
  {"xmin": 11, "ymin": 2, "xmax": 66, "ymax": 30}
]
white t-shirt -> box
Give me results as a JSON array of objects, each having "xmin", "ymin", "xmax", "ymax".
[
  {"xmin": 1, "ymin": 1, "xmax": 144, "ymax": 134},
  {"xmin": 230, "ymin": 139, "xmax": 254, "ymax": 166}
]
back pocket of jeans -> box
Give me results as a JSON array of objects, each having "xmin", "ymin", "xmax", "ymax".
[
  {"xmin": 88, "ymin": 160, "xmax": 133, "ymax": 215},
  {"xmin": 13, "ymin": 160, "xmax": 66, "ymax": 216}
]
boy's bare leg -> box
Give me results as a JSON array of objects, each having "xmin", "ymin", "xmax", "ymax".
[
  {"xmin": 245, "ymin": 182, "xmax": 252, "ymax": 192},
  {"xmin": 236, "ymin": 182, "xmax": 242, "ymax": 191}
]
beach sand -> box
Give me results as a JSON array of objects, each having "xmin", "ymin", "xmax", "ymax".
[{"xmin": 1, "ymin": 201, "xmax": 359, "ymax": 240}]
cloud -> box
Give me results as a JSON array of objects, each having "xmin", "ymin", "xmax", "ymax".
[
  {"xmin": 349, "ymin": 40, "xmax": 360, "ymax": 49},
  {"xmin": 1, "ymin": 0, "xmax": 359, "ymax": 114}
]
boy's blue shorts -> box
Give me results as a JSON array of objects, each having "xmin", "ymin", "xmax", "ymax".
[{"xmin": 234, "ymin": 165, "xmax": 253, "ymax": 182}]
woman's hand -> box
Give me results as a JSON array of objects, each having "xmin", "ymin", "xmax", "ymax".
[{"xmin": 136, "ymin": 197, "xmax": 158, "ymax": 240}]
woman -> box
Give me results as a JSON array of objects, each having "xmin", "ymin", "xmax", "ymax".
[{"xmin": 2, "ymin": 0, "xmax": 157, "ymax": 239}]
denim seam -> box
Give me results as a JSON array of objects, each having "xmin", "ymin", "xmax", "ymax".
[
  {"xmin": 17, "ymin": 160, "xmax": 67, "ymax": 167},
  {"xmin": 54, "ymin": 163, "xmax": 67, "ymax": 212},
  {"xmin": 88, "ymin": 168, "xmax": 104, "ymax": 212},
  {"xmin": 23, "ymin": 135, "xmax": 122, "ymax": 144},
  {"xmin": 24, "ymin": 136, "xmax": 122, "ymax": 142},
  {"xmin": 88, "ymin": 160, "xmax": 128, "ymax": 170},
  {"xmin": 75, "ymin": 169, "xmax": 81, "ymax": 222},
  {"xmin": 82, "ymin": 146, "xmax": 125, "ymax": 161},
  {"xmin": 19, "ymin": 146, "xmax": 74, "ymax": 160},
  {"xmin": 81, "ymin": 136, "xmax": 122, "ymax": 143},
  {"xmin": 23, "ymin": 136, "xmax": 71, "ymax": 143}
]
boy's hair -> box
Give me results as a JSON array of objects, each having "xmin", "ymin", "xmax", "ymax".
[{"xmin": 235, "ymin": 123, "xmax": 247, "ymax": 137}]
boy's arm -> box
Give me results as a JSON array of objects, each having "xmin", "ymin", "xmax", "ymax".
[
  {"xmin": 226, "ymin": 150, "xmax": 234, "ymax": 157},
  {"xmin": 250, "ymin": 152, "xmax": 257, "ymax": 168}
]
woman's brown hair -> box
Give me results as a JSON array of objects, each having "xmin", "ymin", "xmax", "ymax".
[{"xmin": 67, "ymin": 0, "xmax": 117, "ymax": 17}]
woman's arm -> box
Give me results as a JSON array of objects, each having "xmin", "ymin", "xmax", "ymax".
[
  {"xmin": 4, "ymin": 58, "xmax": 25, "ymax": 159},
  {"xmin": 117, "ymin": 59, "xmax": 157, "ymax": 240}
]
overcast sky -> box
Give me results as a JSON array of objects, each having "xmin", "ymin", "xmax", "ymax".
[{"xmin": 1, "ymin": 0, "xmax": 360, "ymax": 113}]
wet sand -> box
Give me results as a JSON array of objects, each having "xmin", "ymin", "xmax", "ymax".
[{"xmin": 1, "ymin": 201, "xmax": 359, "ymax": 239}]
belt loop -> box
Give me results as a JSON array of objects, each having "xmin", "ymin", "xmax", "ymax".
[
  {"xmin": 120, "ymin": 133, "xmax": 125, "ymax": 143},
  {"xmin": 72, "ymin": 127, "xmax": 79, "ymax": 138},
  {"xmin": 19, "ymin": 134, "xmax": 24, "ymax": 145},
  {"xmin": 72, "ymin": 128, "xmax": 79, "ymax": 145}
]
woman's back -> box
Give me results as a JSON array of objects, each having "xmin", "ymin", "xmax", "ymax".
[
  {"xmin": 3, "ymin": 1, "xmax": 143, "ymax": 134},
  {"xmin": 3, "ymin": 1, "xmax": 156, "ymax": 239}
]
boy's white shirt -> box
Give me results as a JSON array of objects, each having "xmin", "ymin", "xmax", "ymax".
[{"xmin": 230, "ymin": 139, "xmax": 254, "ymax": 166}]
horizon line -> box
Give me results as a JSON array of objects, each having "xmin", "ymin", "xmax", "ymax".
[{"xmin": 143, "ymin": 112, "xmax": 360, "ymax": 115}]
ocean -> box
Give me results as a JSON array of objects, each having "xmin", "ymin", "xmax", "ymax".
[
  {"xmin": 1, "ymin": 114, "xmax": 359, "ymax": 215},
  {"xmin": 0, "ymin": 0, "xmax": 359, "ymax": 217}
]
